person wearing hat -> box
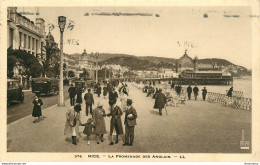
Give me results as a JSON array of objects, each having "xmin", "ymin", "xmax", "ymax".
[
  {"xmin": 92, "ymin": 101, "xmax": 107, "ymax": 144},
  {"xmin": 32, "ymin": 94, "xmax": 43, "ymax": 123},
  {"xmin": 154, "ymin": 89, "xmax": 167, "ymax": 116},
  {"xmin": 202, "ymin": 87, "xmax": 208, "ymax": 101},
  {"xmin": 123, "ymin": 99, "xmax": 137, "ymax": 146},
  {"xmin": 84, "ymin": 89, "xmax": 94, "ymax": 116},
  {"xmin": 107, "ymin": 101, "xmax": 124, "ymax": 145},
  {"xmin": 64, "ymin": 104, "xmax": 82, "ymax": 145}
]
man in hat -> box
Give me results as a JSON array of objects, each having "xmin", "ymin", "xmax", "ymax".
[
  {"xmin": 187, "ymin": 85, "xmax": 192, "ymax": 100},
  {"xmin": 68, "ymin": 84, "xmax": 76, "ymax": 106},
  {"xmin": 84, "ymin": 89, "xmax": 94, "ymax": 116},
  {"xmin": 123, "ymin": 99, "xmax": 137, "ymax": 146},
  {"xmin": 202, "ymin": 87, "xmax": 207, "ymax": 101},
  {"xmin": 155, "ymin": 89, "xmax": 167, "ymax": 116}
]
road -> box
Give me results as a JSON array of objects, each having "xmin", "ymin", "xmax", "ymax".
[
  {"xmin": 7, "ymin": 83, "xmax": 251, "ymax": 153},
  {"xmin": 7, "ymin": 86, "xmax": 70, "ymax": 124}
]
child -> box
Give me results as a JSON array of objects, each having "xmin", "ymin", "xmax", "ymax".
[{"xmin": 81, "ymin": 118, "xmax": 95, "ymax": 145}]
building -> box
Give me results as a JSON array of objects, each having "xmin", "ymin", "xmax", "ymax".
[
  {"xmin": 7, "ymin": 7, "xmax": 45, "ymax": 56},
  {"xmin": 78, "ymin": 49, "xmax": 97, "ymax": 79},
  {"xmin": 64, "ymin": 54, "xmax": 81, "ymax": 77},
  {"xmin": 157, "ymin": 69, "xmax": 178, "ymax": 78}
]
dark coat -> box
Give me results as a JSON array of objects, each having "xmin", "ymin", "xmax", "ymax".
[
  {"xmin": 107, "ymin": 105, "xmax": 123, "ymax": 134},
  {"xmin": 193, "ymin": 87, "xmax": 199, "ymax": 94},
  {"xmin": 155, "ymin": 92, "xmax": 167, "ymax": 109},
  {"xmin": 81, "ymin": 123, "xmax": 95, "ymax": 136},
  {"xmin": 227, "ymin": 88, "xmax": 233, "ymax": 97},
  {"xmin": 202, "ymin": 89, "xmax": 207, "ymax": 95},
  {"xmin": 124, "ymin": 106, "xmax": 137, "ymax": 127},
  {"xmin": 97, "ymin": 86, "xmax": 101, "ymax": 95},
  {"xmin": 109, "ymin": 91, "xmax": 118, "ymax": 105},
  {"xmin": 84, "ymin": 92, "xmax": 94, "ymax": 105},
  {"xmin": 68, "ymin": 87, "xmax": 76, "ymax": 97},
  {"xmin": 103, "ymin": 87, "xmax": 108, "ymax": 96},
  {"xmin": 76, "ymin": 90, "xmax": 83, "ymax": 104},
  {"xmin": 32, "ymin": 99, "xmax": 43, "ymax": 117},
  {"xmin": 187, "ymin": 87, "xmax": 192, "ymax": 94}
]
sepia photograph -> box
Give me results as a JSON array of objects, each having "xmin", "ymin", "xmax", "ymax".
[{"xmin": 1, "ymin": 0, "xmax": 260, "ymax": 162}]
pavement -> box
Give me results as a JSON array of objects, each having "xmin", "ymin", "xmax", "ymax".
[{"xmin": 7, "ymin": 83, "xmax": 251, "ymax": 153}]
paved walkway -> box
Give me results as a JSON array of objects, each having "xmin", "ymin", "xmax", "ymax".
[{"xmin": 7, "ymin": 84, "xmax": 251, "ymax": 153}]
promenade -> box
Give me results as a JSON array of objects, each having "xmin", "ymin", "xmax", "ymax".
[{"xmin": 7, "ymin": 83, "xmax": 251, "ymax": 153}]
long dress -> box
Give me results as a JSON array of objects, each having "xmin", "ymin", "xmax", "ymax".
[
  {"xmin": 92, "ymin": 107, "xmax": 107, "ymax": 134},
  {"xmin": 32, "ymin": 99, "xmax": 43, "ymax": 117}
]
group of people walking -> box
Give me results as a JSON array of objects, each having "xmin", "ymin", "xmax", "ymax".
[{"xmin": 64, "ymin": 82, "xmax": 137, "ymax": 146}]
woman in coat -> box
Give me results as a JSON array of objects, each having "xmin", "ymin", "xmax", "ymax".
[
  {"xmin": 76, "ymin": 88, "xmax": 83, "ymax": 104},
  {"xmin": 32, "ymin": 94, "xmax": 43, "ymax": 123},
  {"xmin": 107, "ymin": 102, "xmax": 124, "ymax": 145},
  {"xmin": 64, "ymin": 104, "xmax": 82, "ymax": 145},
  {"xmin": 92, "ymin": 101, "xmax": 107, "ymax": 144}
]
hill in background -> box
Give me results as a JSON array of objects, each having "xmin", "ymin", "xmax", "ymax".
[{"xmin": 68, "ymin": 52, "xmax": 251, "ymax": 77}]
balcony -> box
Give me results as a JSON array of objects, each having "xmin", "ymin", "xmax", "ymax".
[{"xmin": 8, "ymin": 11, "xmax": 42, "ymax": 37}]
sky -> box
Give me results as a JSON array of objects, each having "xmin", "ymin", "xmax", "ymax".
[{"xmin": 17, "ymin": 7, "xmax": 252, "ymax": 69}]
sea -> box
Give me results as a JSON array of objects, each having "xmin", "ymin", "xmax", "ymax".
[{"xmin": 158, "ymin": 76, "xmax": 252, "ymax": 98}]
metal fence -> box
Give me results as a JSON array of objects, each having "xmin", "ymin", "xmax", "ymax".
[{"xmin": 207, "ymin": 92, "xmax": 252, "ymax": 111}]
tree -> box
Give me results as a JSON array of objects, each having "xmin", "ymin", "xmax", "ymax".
[
  {"xmin": 38, "ymin": 42, "xmax": 60, "ymax": 77},
  {"xmin": 68, "ymin": 70, "xmax": 75, "ymax": 78},
  {"xmin": 7, "ymin": 49, "xmax": 43, "ymax": 88}
]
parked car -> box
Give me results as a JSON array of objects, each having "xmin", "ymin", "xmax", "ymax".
[
  {"xmin": 31, "ymin": 77, "xmax": 59, "ymax": 96},
  {"xmin": 7, "ymin": 79, "xmax": 24, "ymax": 106}
]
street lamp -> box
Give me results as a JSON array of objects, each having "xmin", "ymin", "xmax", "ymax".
[
  {"xmin": 95, "ymin": 52, "xmax": 99, "ymax": 83},
  {"xmin": 58, "ymin": 16, "xmax": 66, "ymax": 107}
]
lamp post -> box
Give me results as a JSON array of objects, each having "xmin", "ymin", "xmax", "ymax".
[
  {"xmin": 95, "ymin": 52, "xmax": 99, "ymax": 83},
  {"xmin": 58, "ymin": 16, "xmax": 66, "ymax": 107}
]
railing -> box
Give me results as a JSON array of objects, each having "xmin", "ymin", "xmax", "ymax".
[{"xmin": 207, "ymin": 92, "xmax": 251, "ymax": 111}]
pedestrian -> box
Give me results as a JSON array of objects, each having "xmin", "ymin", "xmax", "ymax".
[
  {"xmin": 64, "ymin": 104, "xmax": 82, "ymax": 145},
  {"xmin": 107, "ymin": 102, "xmax": 124, "ymax": 145},
  {"xmin": 227, "ymin": 86, "xmax": 233, "ymax": 97},
  {"xmin": 81, "ymin": 118, "xmax": 95, "ymax": 145},
  {"xmin": 109, "ymin": 87, "xmax": 118, "ymax": 107},
  {"xmin": 68, "ymin": 84, "xmax": 76, "ymax": 106},
  {"xmin": 193, "ymin": 85, "xmax": 199, "ymax": 100},
  {"xmin": 76, "ymin": 88, "xmax": 83, "ymax": 104},
  {"xmin": 92, "ymin": 101, "xmax": 107, "ymax": 144},
  {"xmin": 103, "ymin": 86, "xmax": 108, "ymax": 99},
  {"xmin": 97, "ymin": 85, "xmax": 101, "ymax": 97},
  {"xmin": 123, "ymin": 99, "xmax": 137, "ymax": 146},
  {"xmin": 32, "ymin": 94, "xmax": 43, "ymax": 123},
  {"xmin": 171, "ymin": 82, "xmax": 175, "ymax": 89},
  {"xmin": 202, "ymin": 87, "xmax": 207, "ymax": 101},
  {"xmin": 155, "ymin": 89, "xmax": 167, "ymax": 116},
  {"xmin": 120, "ymin": 90, "xmax": 128, "ymax": 111},
  {"xmin": 84, "ymin": 89, "xmax": 94, "ymax": 116},
  {"xmin": 187, "ymin": 85, "xmax": 192, "ymax": 100}
]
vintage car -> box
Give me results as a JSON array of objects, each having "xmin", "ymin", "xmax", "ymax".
[
  {"xmin": 7, "ymin": 79, "xmax": 24, "ymax": 106},
  {"xmin": 31, "ymin": 77, "xmax": 59, "ymax": 96},
  {"xmin": 75, "ymin": 80, "xmax": 86, "ymax": 91}
]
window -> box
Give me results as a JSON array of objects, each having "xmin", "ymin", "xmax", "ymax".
[
  {"xmin": 36, "ymin": 40, "xmax": 38, "ymax": 54},
  {"xmin": 28, "ymin": 36, "xmax": 31, "ymax": 49},
  {"xmin": 32, "ymin": 38, "xmax": 35, "ymax": 50},
  {"xmin": 19, "ymin": 32, "xmax": 22, "ymax": 48},
  {"xmin": 24, "ymin": 34, "xmax": 27, "ymax": 49},
  {"xmin": 9, "ymin": 28, "xmax": 14, "ymax": 49}
]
